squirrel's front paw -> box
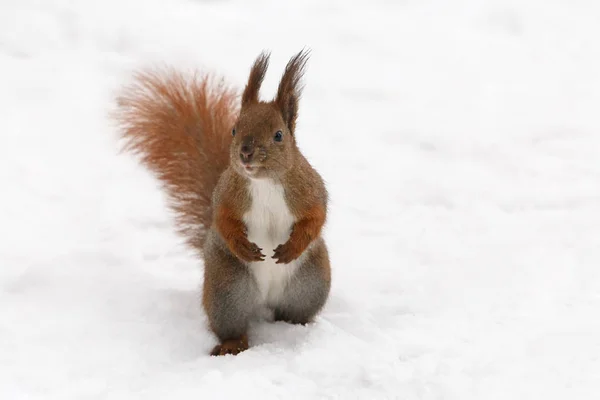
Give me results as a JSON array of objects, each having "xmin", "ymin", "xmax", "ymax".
[
  {"xmin": 272, "ymin": 242, "xmax": 301, "ymax": 264},
  {"xmin": 231, "ymin": 238, "xmax": 265, "ymax": 262}
]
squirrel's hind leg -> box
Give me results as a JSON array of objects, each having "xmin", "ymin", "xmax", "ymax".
[
  {"xmin": 202, "ymin": 231, "xmax": 260, "ymax": 356},
  {"xmin": 274, "ymin": 238, "xmax": 331, "ymax": 325}
]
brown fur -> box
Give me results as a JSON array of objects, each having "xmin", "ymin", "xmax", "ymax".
[
  {"xmin": 114, "ymin": 50, "xmax": 330, "ymax": 357},
  {"xmin": 273, "ymin": 204, "xmax": 326, "ymax": 264},
  {"xmin": 275, "ymin": 49, "xmax": 310, "ymax": 134},
  {"xmin": 113, "ymin": 67, "xmax": 238, "ymax": 253},
  {"xmin": 215, "ymin": 203, "xmax": 265, "ymax": 262},
  {"xmin": 241, "ymin": 52, "xmax": 270, "ymax": 106}
]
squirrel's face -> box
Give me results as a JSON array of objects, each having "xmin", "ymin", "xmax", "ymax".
[{"xmin": 230, "ymin": 103, "xmax": 296, "ymax": 180}]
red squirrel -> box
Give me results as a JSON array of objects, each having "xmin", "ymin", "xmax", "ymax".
[{"xmin": 113, "ymin": 50, "xmax": 331, "ymax": 356}]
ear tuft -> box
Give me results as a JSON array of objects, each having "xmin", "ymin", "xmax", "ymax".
[
  {"xmin": 275, "ymin": 48, "xmax": 310, "ymax": 135},
  {"xmin": 242, "ymin": 51, "xmax": 271, "ymax": 106}
]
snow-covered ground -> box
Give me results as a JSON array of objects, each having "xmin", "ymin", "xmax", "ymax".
[{"xmin": 1, "ymin": 0, "xmax": 599, "ymax": 398}]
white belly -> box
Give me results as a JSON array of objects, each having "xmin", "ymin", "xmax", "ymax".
[{"xmin": 243, "ymin": 178, "xmax": 300, "ymax": 306}]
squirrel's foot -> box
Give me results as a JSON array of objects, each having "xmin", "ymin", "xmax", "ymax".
[{"xmin": 210, "ymin": 335, "xmax": 249, "ymax": 356}]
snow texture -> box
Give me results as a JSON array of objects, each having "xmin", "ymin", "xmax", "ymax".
[{"xmin": 1, "ymin": 0, "xmax": 600, "ymax": 398}]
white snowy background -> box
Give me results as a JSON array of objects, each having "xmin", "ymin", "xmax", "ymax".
[{"xmin": 1, "ymin": 0, "xmax": 599, "ymax": 398}]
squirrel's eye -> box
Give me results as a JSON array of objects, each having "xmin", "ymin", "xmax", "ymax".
[
  {"xmin": 274, "ymin": 130, "xmax": 283, "ymax": 142},
  {"xmin": 232, "ymin": 128, "xmax": 236, "ymax": 137}
]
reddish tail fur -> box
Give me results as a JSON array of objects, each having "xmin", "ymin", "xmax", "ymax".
[{"xmin": 113, "ymin": 68, "xmax": 239, "ymax": 253}]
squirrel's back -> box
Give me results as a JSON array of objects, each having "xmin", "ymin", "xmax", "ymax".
[{"xmin": 113, "ymin": 68, "xmax": 238, "ymax": 253}]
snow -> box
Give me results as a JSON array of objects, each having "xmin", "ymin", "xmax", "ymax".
[{"xmin": 1, "ymin": 0, "xmax": 600, "ymax": 398}]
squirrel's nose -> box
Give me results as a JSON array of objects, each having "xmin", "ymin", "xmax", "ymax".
[{"xmin": 240, "ymin": 145, "xmax": 254, "ymax": 163}]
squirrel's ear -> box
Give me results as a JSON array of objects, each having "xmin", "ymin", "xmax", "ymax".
[
  {"xmin": 275, "ymin": 49, "xmax": 310, "ymax": 135},
  {"xmin": 241, "ymin": 51, "xmax": 270, "ymax": 107}
]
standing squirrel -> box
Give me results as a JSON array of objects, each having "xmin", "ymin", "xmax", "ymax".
[{"xmin": 113, "ymin": 50, "xmax": 331, "ymax": 356}]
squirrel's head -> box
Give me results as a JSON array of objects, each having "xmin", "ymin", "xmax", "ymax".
[{"xmin": 230, "ymin": 50, "xmax": 309, "ymax": 180}]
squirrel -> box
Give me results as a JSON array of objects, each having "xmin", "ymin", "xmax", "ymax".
[{"xmin": 113, "ymin": 50, "xmax": 331, "ymax": 356}]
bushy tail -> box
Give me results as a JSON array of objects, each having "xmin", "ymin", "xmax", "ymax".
[{"xmin": 113, "ymin": 67, "xmax": 239, "ymax": 255}]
